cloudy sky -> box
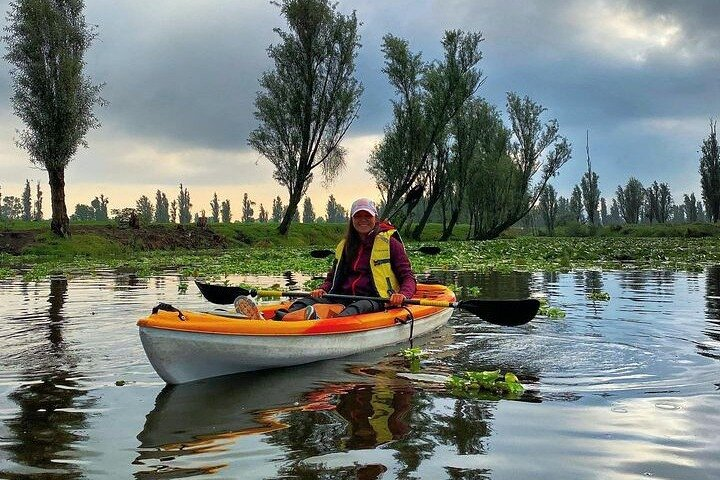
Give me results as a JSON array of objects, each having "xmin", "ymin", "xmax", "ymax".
[{"xmin": 1, "ymin": 0, "xmax": 719, "ymax": 218}]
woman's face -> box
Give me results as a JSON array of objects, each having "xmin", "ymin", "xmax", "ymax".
[{"xmin": 352, "ymin": 210, "xmax": 376, "ymax": 236}]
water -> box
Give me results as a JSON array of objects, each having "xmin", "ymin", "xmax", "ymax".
[{"xmin": 1, "ymin": 268, "xmax": 719, "ymax": 479}]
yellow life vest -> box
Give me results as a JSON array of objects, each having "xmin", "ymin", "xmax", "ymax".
[{"xmin": 332, "ymin": 229, "xmax": 401, "ymax": 298}]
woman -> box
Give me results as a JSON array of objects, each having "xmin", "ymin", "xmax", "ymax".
[{"xmin": 274, "ymin": 198, "xmax": 416, "ymax": 320}]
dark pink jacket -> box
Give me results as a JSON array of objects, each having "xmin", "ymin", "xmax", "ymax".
[{"xmin": 319, "ymin": 228, "xmax": 416, "ymax": 299}]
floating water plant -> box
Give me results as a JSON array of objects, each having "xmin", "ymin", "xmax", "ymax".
[
  {"xmin": 538, "ymin": 298, "xmax": 566, "ymax": 318},
  {"xmin": 587, "ymin": 291, "xmax": 610, "ymax": 301},
  {"xmin": 400, "ymin": 347, "xmax": 427, "ymax": 360},
  {"xmin": 446, "ymin": 369, "xmax": 524, "ymax": 397}
]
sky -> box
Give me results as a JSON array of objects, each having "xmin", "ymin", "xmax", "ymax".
[{"xmin": 1, "ymin": 0, "xmax": 719, "ymax": 218}]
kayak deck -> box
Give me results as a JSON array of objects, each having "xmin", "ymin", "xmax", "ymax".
[{"xmin": 137, "ymin": 283, "xmax": 455, "ymax": 336}]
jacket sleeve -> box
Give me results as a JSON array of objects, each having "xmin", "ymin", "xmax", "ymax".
[
  {"xmin": 390, "ymin": 237, "xmax": 417, "ymax": 298},
  {"xmin": 319, "ymin": 264, "xmax": 335, "ymax": 292}
]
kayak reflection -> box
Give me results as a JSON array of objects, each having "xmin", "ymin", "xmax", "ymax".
[{"xmin": 134, "ymin": 354, "xmax": 423, "ymax": 477}]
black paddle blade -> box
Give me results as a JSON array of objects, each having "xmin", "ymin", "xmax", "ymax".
[
  {"xmin": 195, "ymin": 281, "xmax": 251, "ymax": 305},
  {"xmin": 458, "ymin": 298, "xmax": 540, "ymax": 327},
  {"xmin": 309, "ymin": 249, "xmax": 334, "ymax": 258}
]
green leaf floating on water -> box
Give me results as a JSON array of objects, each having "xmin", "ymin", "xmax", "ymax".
[
  {"xmin": 537, "ymin": 298, "xmax": 566, "ymax": 318},
  {"xmin": 446, "ymin": 369, "xmax": 524, "ymax": 398},
  {"xmin": 587, "ymin": 291, "xmax": 611, "ymax": 301}
]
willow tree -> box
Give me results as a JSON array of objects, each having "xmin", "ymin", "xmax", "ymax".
[
  {"xmin": 4, "ymin": 0, "xmax": 104, "ymax": 237},
  {"xmin": 368, "ymin": 30, "xmax": 484, "ymax": 223},
  {"xmin": 699, "ymin": 120, "xmax": 720, "ymax": 222},
  {"xmin": 249, "ymin": 0, "xmax": 362, "ymax": 235},
  {"xmin": 467, "ymin": 92, "xmax": 572, "ymax": 240}
]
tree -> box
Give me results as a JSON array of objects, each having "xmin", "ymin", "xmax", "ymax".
[
  {"xmin": 684, "ymin": 193, "xmax": 698, "ymax": 222},
  {"xmin": 209, "ymin": 192, "xmax": 220, "ymax": 223},
  {"xmin": 302, "ymin": 197, "xmax": 316, "ymax": 223},
  {"xmin": 221, "ymin": 199, "xmax": 232, "ymax": 223},
  {"xmin": 325, "ymin": 194, "xmax": 348, "ymax": 223},
  {"xmin": 33, "ymin": 181, "xmax": 43, "ymax": 220},
  {"xmin": 4, "ymin": 0, "xmax": 104, "ymax": 236},
  {"xmin": 569, "ymin": 185, "xmax": 584, "ymax": 223},
  {"xmin": 248, "ymin": 0, "xmax": 362, "ymax": 235},
  {"xmin": 170, "ymin": 200, "xmax": 177, "ymax": 223},
  {"xmin": 91, "ymin": 195, "xmax": 108, "ymax": 221},
  {"xmin": 580, "ymin": 131, "xmax": 600, "ymax": 225},
  {"xmin": 136, "ymin": 195, "xmax": 154, "ymax": 224},
  {"xmin": 539, "ymin": 184, "xmax": 558, "ymax": 235},
  {"xmin": 467, "ymin": 93, "xmax": 572, "ymax": 239},
  {"xmin": 369, "ymin": 31, "xmax": 484, "ymax": 224},
  {"xmin": 154, "ymin": 190, "xmax": 169, "ymax": 223},
  {"xmin": 609, "ymin": 198, "xmax": 621, "ymax": 225},
  {"xmin": 271, "ymin": 196, "xmax": 284, "ymax": 222},
  {"xmin": 699, "ymin": 120, "xmax": 720, "ymax": 222},
  {"xmin": 616, "ymin": 177, "xmax": 644, "ymax": 224},
  {"xmin": 241, "ymin": 193, "xmax": 255, "ymax": 223},
  {"xmin": 70, "ymin": 203, "xmax": 94, "ymax": 221},
  {"xmin": 645, "ymin": 181, "xmax": 673, "ymax": 223},
  {"xmin": 177, "ymin": 184, "xmax": 192, "ymax": 224},
  {"xmin": 2, "ymin": 196, "xmax": 22, "ymax": 219},
  {"xmin": 21, "ymin": 179, "xmax": 31, "ymax": 221},
  {"xmin": 599, "ymin": 197, "xmax": 608, "ymax": 226},
  {"xmin": 257, "ymin": 203, "xmax": 268, "ymax": 223}
]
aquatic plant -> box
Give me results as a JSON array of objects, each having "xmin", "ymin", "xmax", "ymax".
[{"xmin": 446, "ymin": 369, "xmax": 524, "ymax": 397}]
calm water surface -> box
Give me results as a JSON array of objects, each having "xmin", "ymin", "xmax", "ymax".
[{"xmin": 1, "ymin": 268, "xmax": 719, "ymax": 479}]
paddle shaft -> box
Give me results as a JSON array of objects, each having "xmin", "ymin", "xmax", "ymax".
[{"xmin": 256, "ymin": 289, "xmax": 455, "ymax": 308}]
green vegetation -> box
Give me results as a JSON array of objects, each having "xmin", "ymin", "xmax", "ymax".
[
  {"xmin": 446, "ymin": 370, "xmax": 524, "ymax": 398},
  {"xmin": 587, "ymin": 291, "xmax": 611, "ymax": 301},
  {"xmin": 2, "ymin": 222, "xmax": 720, "ymax": 280}
]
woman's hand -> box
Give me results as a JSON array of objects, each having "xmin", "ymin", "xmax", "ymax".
[
  {"xmin": 389, "ymin": 293, "xmax": 406, "ymax": 307},
  {"xmin": 310, "ymin": 288, "xmax": 326, "ymax": 298}
]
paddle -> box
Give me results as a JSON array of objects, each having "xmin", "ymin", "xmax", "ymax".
[
  {"xmin": 194, "ymin": 281, "xmax": 539, "ymax": 327},
  {"xmin": 309, "ymin": 245, "xmax": 441, "ymax": 259}
]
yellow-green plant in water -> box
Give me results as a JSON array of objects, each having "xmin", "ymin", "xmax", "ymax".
[
  {"xmin": 446, "ymin": 369, "xmax": 524, "ymax": 397},
  {"xmin": 587, "ymin": 291, "xmax": 610, "ymax": 301},
  {"xmin": 538, "ymin": 298, "xmax": 566, "ymax": 318}
]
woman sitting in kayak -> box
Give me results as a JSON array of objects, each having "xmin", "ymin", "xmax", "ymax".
[{"xmin": 274, "ymin": 197, "xmax": 416, "ymax": 320}]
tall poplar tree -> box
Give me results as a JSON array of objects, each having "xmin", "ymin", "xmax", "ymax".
[
  {"xmin": 4, "ymin": 0, "xmax": 104, "ymax": 236},
  {"xmin": 699, "ymin": 120, "xmax": 720, "ymax": 222}
]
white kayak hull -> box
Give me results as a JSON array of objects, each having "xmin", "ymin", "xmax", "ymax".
[{"xmin": 139, "ymin": 308, "xmax": 452, "ymax": 384}]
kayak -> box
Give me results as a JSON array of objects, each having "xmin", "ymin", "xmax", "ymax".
[{"xmin": 137, "ymin": 283, "xmax": 455, "ymax": 384}]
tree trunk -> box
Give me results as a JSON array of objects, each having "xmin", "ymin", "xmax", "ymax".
[
  {"xmin": 411, "ymin": 191, "xmax": 441, "ymax": 240},
  {"xmin": 277, "ymin": 186, "xmax": 303, "ymax": 235},
  {"xmin": 440, "ymin": 208, "xmax": 460, "ymax": 241},
  {"xmin": 48, "ymin": 167, "xmax": 71, "ymax": 237}
]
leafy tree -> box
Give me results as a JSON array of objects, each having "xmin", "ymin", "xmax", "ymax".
[
  {"xmin": 600, "ymin": 197, "xmax": 608, "ymax": 225},
  {"xmin": 302, "ymin": 197, "xmax": 316, "ymax": 223},
  {"xmin": 210, "ymin": 192, "xmax": 220, "ymax": 223},
  {"xmin": 467, "ymin": 93, "xmax": 572, "ymax": 239},
  {"xmin": 4, "ymin": 0, "xmax": 104, "ymax": 236},
  {"xmin": 33, "ymin": 181, "xmax": 43, "ymax": 220},
  {"xmin": 684, "ymin": 193, "xmax": 698, "ymax": 222},
  {"xmin": 170, "ymin": 200, "xmax": 177, "ymax": 223},
  {"xmin": 616, "ymin": 177, "xmax": 644, "ymax": 224},
  {"xmin": 569, "ymin": 185, "xmax": 584, "ymax": 223},
  {"xmin": 539, "ymin": 184, "xmax": 558, "ymax": 235},
  {"xmin": 71, "ymin": 203, "xmax": 94, "ymax": 221},
  {"xmin": 91, "ymin": 195, "xmax": 108, "ymax": 221},
  {"xmin": 369, "ymin": 31, "xmax": 484, "ymax": 223},
  {"xmin": 325, "ymin": 194, "xmax": 348, "ymax": 223},
  {"xmin": 645, "ymin": 181, "xmax": 673, "ymax": 223},
  {"xmin": 136, "ymin": 195, "xmax": 154, "ymax": 224},
  {"xmin": 248, "ymin": 0, "xmax": 362, "ymax": 235},
  {"xmin": 177, "ymin": 184, "xmax": 192, "ymax": 224},
  {"xmin": 221, "ymin": 199, "xmax": 232, "ymax": 223},
  {"xmin": 609, "ymin": 199, "xmax": 621, "ymax": 225},
  {"xmin": 580, "ymin": 131, "xmax": 600, "ymax": 224},
  {"xmin": 241, "ymin": 193, "xmax": 255, "ymax": 223},
  {"xmin": 154, "ymin": 190, "xmax": 169, "ymax": 223},
  {"xmin": 21, "ymin": 179, "xmax": 31, "ymax": 220},
  {"xmin": 699, "ymin": 120, "xmax": 720, "ymax": 222},
  {"xmin": 257, "ymin": 203, "xmax": 268, "ymax": 223},
  {"xmin": 2, "ymin": 196, "xmax": 22, "ymax": 219},
  {"xmin": 271, "ymin": 196, "xmax": 284, "ymax": 222}
]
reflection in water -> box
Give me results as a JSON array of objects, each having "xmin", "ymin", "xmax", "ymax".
[
  {"xmin": 2, "ymin": 277, "xmax": 92, "ymax": 480},
  {"xmin": 703, "ymin": 267, "xmax": 720, "ymax": 362}
]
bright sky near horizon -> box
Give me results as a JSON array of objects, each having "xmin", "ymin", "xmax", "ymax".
[{"xmin": 1, "ymin": 0, "xmax": 719, "ymax": 218}]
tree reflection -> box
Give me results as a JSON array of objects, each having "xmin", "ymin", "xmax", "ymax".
[
  {"xmin": 2, "ymin": 277, "xmax": 92, "ymax": 480},
  {"xmin": 703, "ymin": 266, "xmax": 720, "ymax": 361}
]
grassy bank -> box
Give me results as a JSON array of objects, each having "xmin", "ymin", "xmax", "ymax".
[{"xmin": 1, "ymin": 221, "xmax": 720, "ymax": 280}]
